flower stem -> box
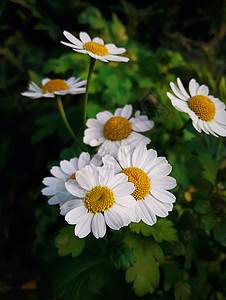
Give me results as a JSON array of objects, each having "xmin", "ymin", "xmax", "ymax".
[
  {"xmin": 159, "ymin": 119, "xmax": 191, "ymax": 155},
  {"xmin": 56, "ymin": 95, "xmax": 85, "ymax": 151},
  {"xmin": 84, "ymin": 57, "xmax": 96, "ymax": 126}
]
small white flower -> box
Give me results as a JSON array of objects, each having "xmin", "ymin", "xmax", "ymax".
[
  {"xmin": 103, "ymin": 145, "xmax": 177, "ymax": 226},
  {"xmin": 167, "ymin": 77, "xmax": 226, "ymax": 137},
  {"xmin": 83, "ymin": 104, "xmax": 154, "ymax": 157},
  {"xmin": 42, "ymin": 152, "xmax": 102, "ymax": 207},
  {"xmin": 61, "ymin": 165, "xmax": 136, "ymax": 239},
  {"xmin": 21, "ymin": 77, "xmax": 87, "ymax": 99},
  {"xmin": 61, "ymin": 31, "xmax": 129, "ymax": 63}
]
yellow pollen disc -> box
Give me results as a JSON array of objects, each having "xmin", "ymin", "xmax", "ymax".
[
  {"xmin": 42, "ymin": 79, "xmax": 69, "ymax": 94},
  {"xmin": 120, "ymin": 167, "xmax": 150, "ymax": 201},
  {"xmin": 103, "ymin": 116, "xmax": 132, "ymax": 141},
  {"xmin": 68, "ymin": 173, "xmax": 76, "ymax": 180},
  {"xmin": 83, "ymin": 41, "xmax": 109, "ymax": 56},
  {"xmin": 84, "ymin": 186, "xmax": 114, "ymax": 214},
  {"xmin": 188, "ymin": 95, "xmax": 216, "ymax": 122}
]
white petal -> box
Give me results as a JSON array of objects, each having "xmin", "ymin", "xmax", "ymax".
[
  {"xmin": 208, "ymin": 119, "xmax": 226, "ymax": 137},
  {"xmin": 60, "ymin": 199, "xmax": 84, "ymax": 216},
  {"xmin": 63, "ymin": 30, "xmax": 83, "ymax": 46},
  {"xmin": 76, "ymin": 165, "xmax": 99, "ymax": 190},
  {"xmin": 98, "ymin": 168, "xmax": 115, "ymax": 186},
  {"xmin": 170, "ymin": 82, "xmax": 188, "ymax": 100},
  {"xmin": 50, "ymin": 166, "xmax": 70, "ymax": 180},
  {"xmin": 78, "ymin": 152, "xmax": 91, "ymax": 169},
  {"xmin": 104, "ymin": 54, "xmax": 129, "ymax": 62},
  {"xmin": 60, "ymin": 160, "xmax": 76, "ymax": 175},
  {"xmin": 189, "ymin": 79, "xmax": 199, "ymax": 97},
  {"xmin": 79, "ymin": 32, "xmax": 91, "ymax": 43},
  {"xmin": 104, "ymin": 205, "xmax": 132, "ymax": 229},
  {"xmin": 105, "ymin": 44, "xmax": 126, "ymax": 54},
  {"xmin": 65, "ymin": 205, "xmax": 88, "ymax": 224},
  {"xmin": 92, "ymin": 37, "xmax": 104, "ymax": 45},
  {"xmin": 139, "ymin": 200, "xmax": 157, "ymax": 226},
  {"xmin": 114, "ymin": 195, "xmax": 136, "ymax": 207},
  {"xmin": 91, "ymin": 213, "xmax": 106, "ymax": 238},
  {"xmin": 74, "ymin": 213, "xmax": 93, "ymax": 238},
  {"xmin": 214, "ymin": 111, "xmax": 226, "ymax": 125},
  {"xmin": 146, "ymin": 194, "xmax": 172, "ymax": 217},
  {"xmin": 177, "ymin": 78, "xmax": 190, "ymax": 98},
  {"xmin": 126, "ymin": 132, "xmax": 151, "ymax": 147},
  {"xmin": 41, "ymin": 78, "xmax": 50, "ymax": 86},
  {"xmin": 47, "ymin": 195, "xmax": 60, "ymax": 205},
  {"xmin": 197, "ymin": 84, "xmax": 209, "ymax": 96},
  {"xmin": 120, "ymin": 104, "xmax": 133, "ymax": 119},
  {"xmin": 151, "ymin": 176, "xmax": 177, "ymax": 190},
  {"xmin": 21, "ymin": 92, "xmax": 42, "ymax": 99},
  {"xmin": 108, "ymin": 173, "xmax": 128, "ymax": 190},
  {"xmin": 102, "ymin": 155, "xmax": 121, "ymax": 173},
  {"xmin": 113, "ymin": 182, "xmax": 135, "ymax": 197},
  {"xmin": 149, "ymin": 162, "xmax": 172, "ymax": 178},
  {"xmin": 118, "ymin": 145, "xmax": 132, "ymax": 168},
  {"xmin": 150, "ymin": 188, "xmax": 176, "ymax": 203},
  {"xmin": 65, "ymin": 180, "xmax": 87, "ymax": 197},
  {"xmin": 96, "ymin": 111, "xmax": 113, "ymax": 124},
  {"xmin": 132, "ymin": 146, "xmax": 147, "ymax": 168},
  {"xmin": 130, "ymin": 114, "xmax": 154, "ymax": 132}
]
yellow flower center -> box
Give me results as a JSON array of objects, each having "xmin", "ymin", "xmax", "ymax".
[
  {"xmin": 84, "ymin": 186, "xmax": 114, "ymax": 214},
  {"xmin": 103, "ymin": 116, "xmax": 132, "ymax": 141},
  {"xmin": 68, "ymin": 173, "xmax": 76, "ymax": 180},
  {"xmin": 42, "ymin": 79, "xmax": 69, "ymax": 94},
  {"xmin": 120, "ymin": 167, "xmax": 150, "ymax": 201},
  {"xmin": 188, "ymin": 95, "xmax": 216, "ymax": 122},
  {"xmin": 83, "ymin": 41, "xmax": 109, "ymax": 56}
]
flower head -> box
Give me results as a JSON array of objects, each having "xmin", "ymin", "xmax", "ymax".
[
  {"xmin": 83, "ymin": 104, "xmax": 154, "ymax": 157},
  {"xmin": 167, "ymin": 78, "xmax": 226, "ymax": 137},
  {"xmin": 42, "ymin": 152, "xmax": 102, "ymax": 206},
  {"xmin": 61, "ymin": 31, "xmax": 129, "ymax": 63},
  {"xmin": 61, "ymin": 165, "xmax": 136, "ymax": 238},
  {"xmin": 103, "ymin": 145, "xmax": 177, "ymax": 226},
  {"xmin": 22, "ymin": 77, "xmax": 87, "ymax": 99}
]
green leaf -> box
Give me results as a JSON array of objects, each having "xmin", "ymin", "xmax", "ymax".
[
  {"xmin": 109, "ymin": 242, "xmax": 136, "ymax": 270},
  {"xmin": 194, "ymin": 200, "xmax": 211, "ymax": 214},
  {"xmin": 123, "ymin": 235, "xmax": 164, "ymax": 296},
  {"xmin": 55, "ymin": 226, "xmax": 86, "ymax": 258},
  {"xmin": 212, "ymin": 220, "xmax": 226, "ymax": 246},
  {"xmin": 201, "ymin": 213, "xmax": 215, "ymax": 231},
  {"xmin": 130, "ymin": 219, "xmax": 178, "ymax": 242}
]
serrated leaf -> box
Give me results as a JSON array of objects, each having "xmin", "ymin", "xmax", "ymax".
[
  {"xmin": 123, "ymin": 235, "xmax": 164, "ymax": 296},
  {"xmin": 212, "ymin": 220, "xmax": 226, "ymax": 246},
  {"xmin": 130, "ymin": 219, "xmax": 178, "ymax": 242},
  {"xmin": 55, "ymin": 226, "xmax": 85, "ymax": 258}
]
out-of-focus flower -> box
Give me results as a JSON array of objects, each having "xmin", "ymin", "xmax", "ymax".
[{"xmin": 22, "ymin": 77, "xmax": 87, "ymax": 99}]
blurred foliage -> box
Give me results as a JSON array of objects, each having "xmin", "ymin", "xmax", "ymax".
[{"xmin": 1, "ymin": 0, "xmax": 226, "ymax": 299}]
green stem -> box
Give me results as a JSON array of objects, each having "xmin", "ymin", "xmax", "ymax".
[
  {"xmin": 56, "ymin": 96, "xmax": 85, "ymax": 151},
  {"xmin": 84, "ymin": 57, "xmax": 96, "ymax": 126},
  {"xmin": 159, "ymin": 119, "xmax": 192, "ymax": 155}
]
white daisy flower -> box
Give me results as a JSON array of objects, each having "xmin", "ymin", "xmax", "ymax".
[
  {"xmin": 21, "ymin": 77, "xmax": 87, "ymax": 99},
  {"xmin": 103, "ymin": 145, "xmax": 177, "ymax": 226},
  {"xmin": 83, "ymin": 104, "xmax": 154, "ymax": 157},
  {"xmin": 42, "ymin": 152, "xmax": 102, "ymax": 207},
  {"xmin": 61, "ymin": 165, "xmax": 136, "ymax": 239},
  {"xmin": 167, "ymin": 77, "xmax": 226, "ymax": 137},
  {"xmin": 61, "ymin": 31, "xmax": 129, "ymax": 63}
]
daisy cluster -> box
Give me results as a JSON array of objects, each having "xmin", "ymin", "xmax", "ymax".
[{"xmin": 22, "ymin": 30, "xmax": 226, "ymax": 239}]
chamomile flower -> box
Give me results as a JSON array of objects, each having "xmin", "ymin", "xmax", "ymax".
[
  {"xmin": 61, "ymin": 165, "xmax": 136, "ymax": 239},
  {"xmin": 21, "ymin": 77, "xmax": 87, "ymax": 99},
  {"xmin": 42, "ymin": 152, "xmax": 102, "ymax": 206},
  {"xmin": 83, "ymin": 104, "xmax": 154, "ymax": 157},
  {"xmin": 61, "ymin": 31, "xmax": 129, "ymax": 63},
  {"xmin": 103, "ymin": 145, "xmax": 177, "ymax": 226},
  {"xmin": 167, "ymin": 78, "xmax": 226, "ymax": 137}
]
